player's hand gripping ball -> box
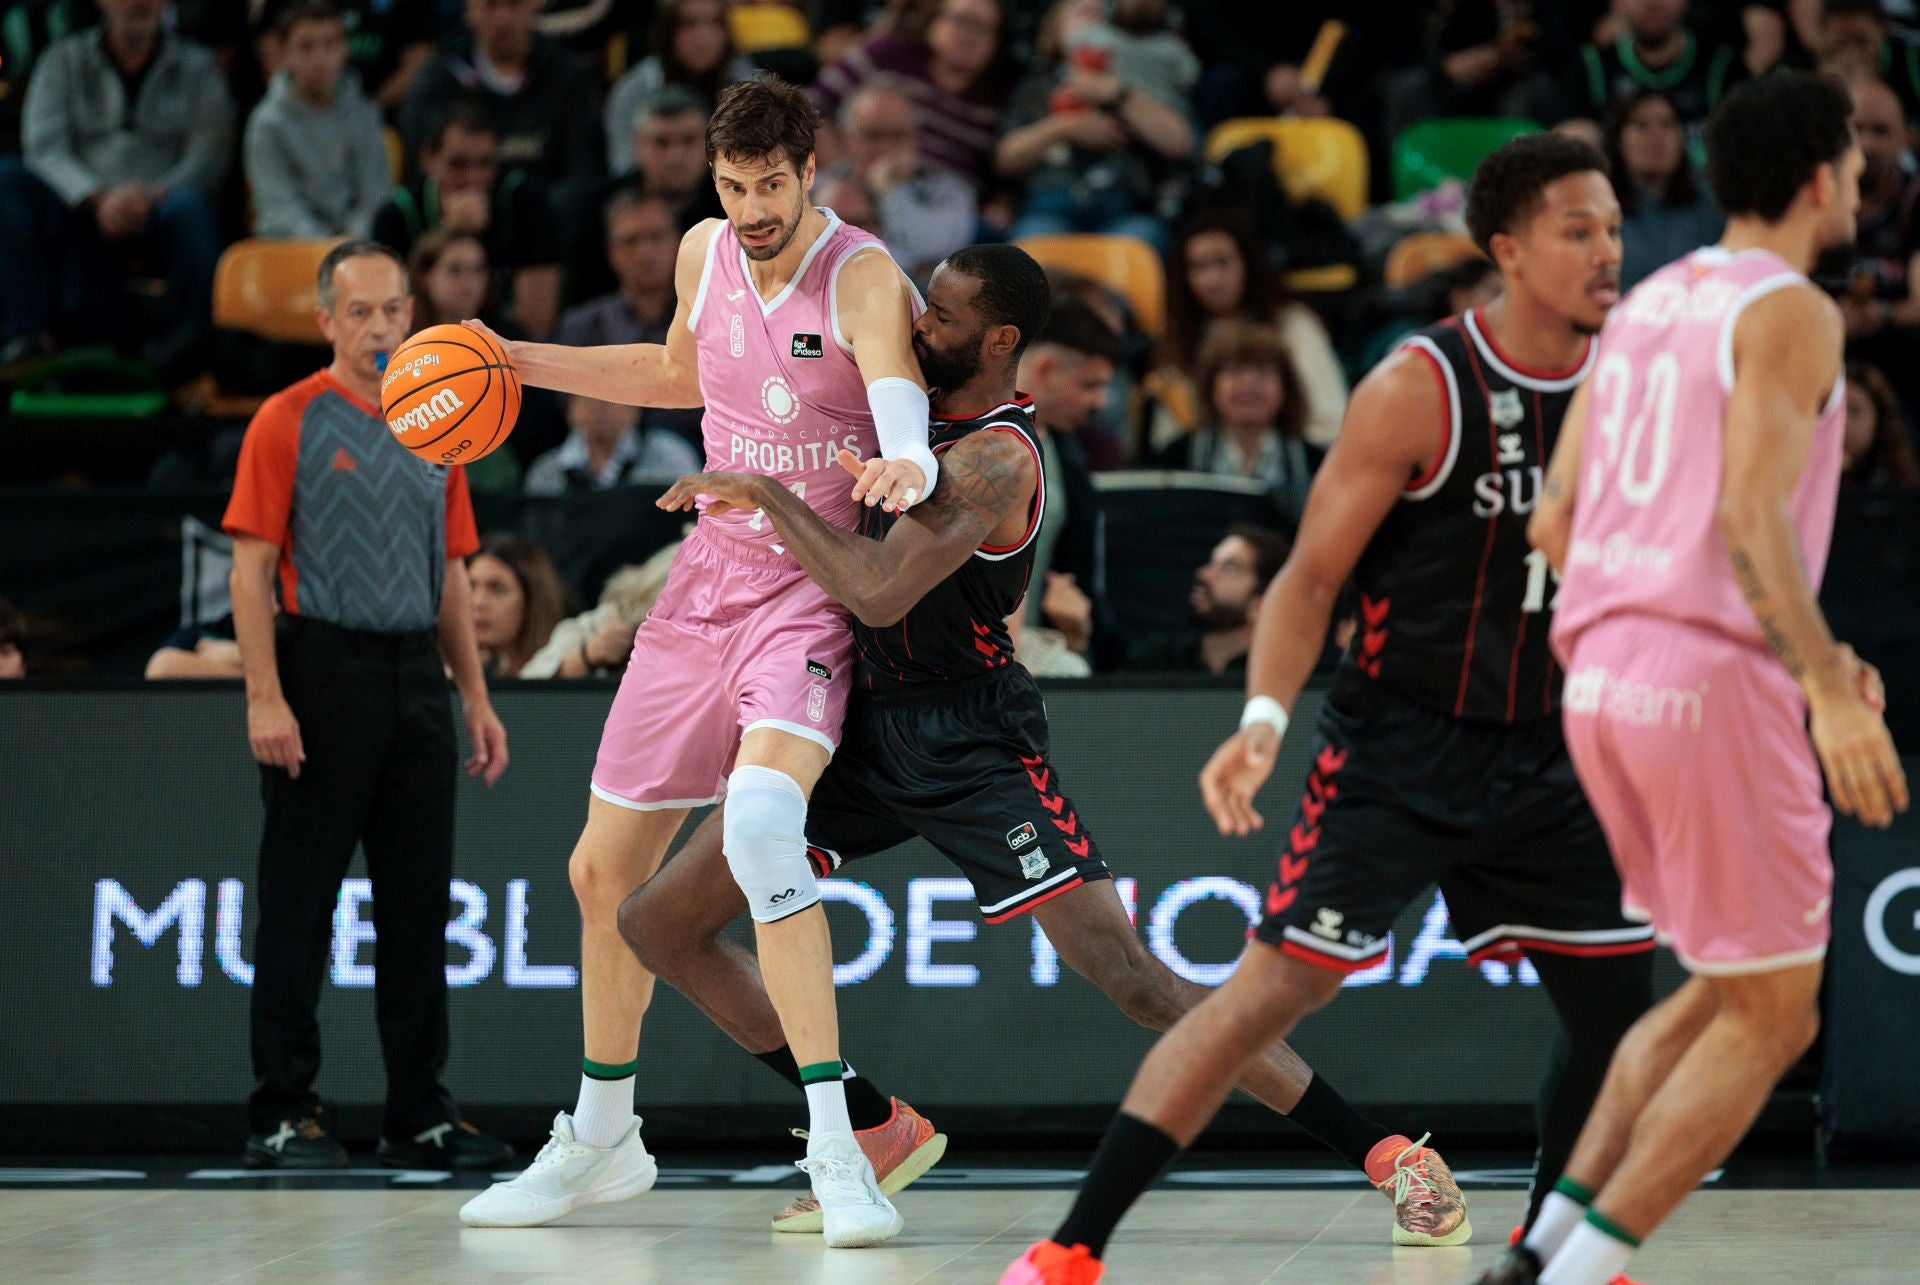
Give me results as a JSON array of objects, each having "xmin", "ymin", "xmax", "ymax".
[{"xmin": 380, "ymin": 322, "xmax": 521, "ymax": 465}]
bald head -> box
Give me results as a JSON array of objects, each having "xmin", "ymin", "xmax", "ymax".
[{"xmin": 1852, "ymin": 77, "xmax": 1907, "ymax": 185}]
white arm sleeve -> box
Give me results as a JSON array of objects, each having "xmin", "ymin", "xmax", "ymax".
[{"xmin": 867, "ymin": 375, "xmax": 939, "ymax": 502}]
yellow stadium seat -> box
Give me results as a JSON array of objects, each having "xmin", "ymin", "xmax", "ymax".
[
  {"xmin": 213, "ymin": 238, "xmax": 344, "ymax": 344},
  {"xmin": 1282, "ymin": 263, "xmax": 1358, "ymax": 294},
  {"xmin": 382, "ymin": 125, "xmax": 404, "ymax": 186},
  {"xmin": 729, "ymin": 3, "xmax": 811, "ymax": 53},
  {"xmin": 1205, "ymin": 117, "xmax": 1369, "ymax": 222},
  {"xmin": 1015, "ymin": 233, "xmax": 1165, "ymax": 339},
  {"xmin": 1383, "ymin": 230, "xmax": 1484, "ymax": 288}
]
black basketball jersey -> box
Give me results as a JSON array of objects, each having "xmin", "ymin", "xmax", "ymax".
[
  {"xmin": 856, "ymin": 397, "xmax": 1045, "ymax": 692},
  {"xmin": 1343, "ymin": 310, "xmax": 1594, "ymax": 725}
]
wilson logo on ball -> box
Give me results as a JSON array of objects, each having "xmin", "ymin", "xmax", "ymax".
[
  {"xmin": 378, "ymin": 323, "xmax": 522, "ymax": 465},
  {"xmin": 388, "ymin": 388, "xmax": 465, "ymax": 436}
]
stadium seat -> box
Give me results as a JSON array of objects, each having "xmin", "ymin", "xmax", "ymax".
[
  {"xmin": 1015, "ymin": 233, "xmax": 1165, "ymax": 339},
  {"xmin": 1383, "ymin": 230, "xmax": 1484, "ymax": 287},
  {"xmin": 212, "ymin": 238, "xmax": 344, "ymax": 345},
  {"xmin": 1391, "ymin": 117, "xmax": 1538, "ymax": 200},
  {"xmin": 382, "ymin": 125, "xmax": 405, "ymax": 185},
  {"xmin": 1204, "ymin": 117, "xmax": 1369, "ymax": 222},
  {"xmin": 1282, "ymin": 263, "xmax": 1359, "ymax": 294},
  {"xmin": 729, "ymin": 3, "xmax": 811, "ymax": 53}
]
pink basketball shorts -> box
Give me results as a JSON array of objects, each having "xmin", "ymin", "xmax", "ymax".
[
  {"xmin": 590, "ymin": 522, "xmax": 853, "ymax": 810},
  {"xmin": 1560, "ymin": 613, "xmax": 1833, "ymax": 975}
]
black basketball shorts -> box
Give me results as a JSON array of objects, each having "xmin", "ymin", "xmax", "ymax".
[
  {"xmin": 803, "ymin": 667, "xmax": 1112, "ymax": 922},
  {"xmin": 1253, "ymin": 675, "xmax": 1656, "ymax": 972}
]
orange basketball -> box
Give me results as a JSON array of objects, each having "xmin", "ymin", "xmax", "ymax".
[{"xmin": 379, "ymin": 323, "xmax": 521, "ymax": 466}]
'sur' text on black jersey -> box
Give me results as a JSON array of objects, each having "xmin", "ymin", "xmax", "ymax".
[{"xmin": 1344, "ymin": 309, "xmax": 1595, "ymax": 724}]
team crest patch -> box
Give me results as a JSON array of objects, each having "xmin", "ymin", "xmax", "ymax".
[
  {"xmin": 729, "ymin": 314, "xmax": 746, "ymax": 359},
  {"xmin": 790, "ymin": 332, "xmax": 825, "ymax": 359},
  {"xmin": 806, "ymin": 659, "xmax": 833, "ymax": 680},
  {"xmin": 1019, "ymin": 848, "xmax": 1051, "ymax": 880},
  {"xmin": 1489, "ymin": 388, "xmax": 1524, "ymax": 429},
  {"xmin": 1006, "ymin": 821, "xmax": 1038, "ymax": 851},
  {"xmin": 806, "ymin": 683, "xmax": 827, "ymax": 722},
  {"xmin": 761, "ymin": 375, "xmax": 800, "ymax": 424}
]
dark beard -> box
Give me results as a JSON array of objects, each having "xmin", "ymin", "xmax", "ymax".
[
  {"xmin": 1190, "ymin": 602, "xmax": 1246, "ymax": 632},
  {"xmin": 739, "ymin": 208, "xmax": 803, "ymax": 261},
  {"xmin": 915, "ymin": 328, "xmax": 985, "ymax": 393}
]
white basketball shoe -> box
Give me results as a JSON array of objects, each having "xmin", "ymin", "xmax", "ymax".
[
  {"xmin": 796, "ymin": 1130, "xmax": 904, "ymax": 1248},
  {"xmin": 457, "ymin": 1112, "xmax": 657, "ymax": 1227}
]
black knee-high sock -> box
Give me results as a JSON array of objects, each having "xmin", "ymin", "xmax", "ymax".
[
  {"xmin": 752, "ymin": 1045, "xmax": 895, "ymax": 1131},
  {"xmin": 1523, "ymin": 950, "xmax": 1655, "ymax": 1227},
  {"xmin": 1284, "ymin": 1072, "xmax": 1395, "ymax": 1173},
  {"xmin": 1053, "ymin": 1112, "xmax": 1182, "ymax": 1258}
]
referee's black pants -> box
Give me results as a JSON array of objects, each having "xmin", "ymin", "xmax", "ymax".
[{"xmin": 247, "ymin": 616, "xmax": 458, "ymax": 1139}]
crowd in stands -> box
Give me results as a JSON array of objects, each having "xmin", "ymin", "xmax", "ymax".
[{"xmin": 3, "ymin": 0, "xmax": 1920, "ymax": 678}]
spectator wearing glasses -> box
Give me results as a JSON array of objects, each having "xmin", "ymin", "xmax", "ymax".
[
  {"xmin": 829, "ymin": 81, "xmax": 977, "ymax": 280},
  {"xmin": 374, "ymin": 96, "xmax": 562, "ymax": 339},
  {"xmin": 812, "ymin": 0, "xmax": 1013, "ymax": 192}
]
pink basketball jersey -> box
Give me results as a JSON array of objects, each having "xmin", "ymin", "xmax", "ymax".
[
  {"xmin": 1551, "ymin": 247, "xmax": 1845, "ymax": 657},
  {"xmin": 687, "ymin": 210, "xmax": 919, "ymax": 549}
]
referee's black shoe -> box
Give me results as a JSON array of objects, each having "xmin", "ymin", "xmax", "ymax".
[
  {"xmin": 244, "ymin": 1112, "xmax": 350, "ymax": 1169},
  {"xmin": 377, "ymin": 1119, "xmax": 514, "ymax": 1170},
  {"xmin": 1475, "ymin": 1245, "xmax": 1543, "ymax": 1284}
]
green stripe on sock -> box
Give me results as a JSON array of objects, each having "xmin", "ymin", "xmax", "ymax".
[
  {"xmin": 1584, "ymin": 1206, "xmax": 1643, "ymax": 1248},
  {"xmin": 583, "ymin": 1057, "xmax": 638, "ymax": 1081},
  {"xmin": 798, "ymin": 1060, "xmax": 844, "ymax": 1085},
  {"xmin": 1554, "ymin": 1176, "xmax": 1597, "ymax": 1205}
]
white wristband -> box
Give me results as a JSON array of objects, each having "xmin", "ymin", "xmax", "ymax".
[{"xmin": 1240, "ymin": 695, "xmax": 1289, "ymax": 741}]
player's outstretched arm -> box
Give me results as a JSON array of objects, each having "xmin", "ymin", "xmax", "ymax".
[
  {"xmin": 1722, "ymin": 285, "xmax": 1907, "ymax": 827},
  {"xmin": 837, "ymin": 248, "xmax": 939, "ymax": 512},
  {"xmin": 1201, "ymin": 349, "xmax": 1438, "ymax": 836},
  {"xmin": 463, "ymin": 221, "xmax": 715, "ymax": 409},
  {"xmin": 657, "ymin": 428, "xmax": 1035, "ymax": 627},
  {"xmin": 1530, "ymin": 377, "xmax": 1592, "ymax": 573}
]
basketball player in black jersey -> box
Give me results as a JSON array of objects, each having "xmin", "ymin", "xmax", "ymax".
[
  {"xmin": 1003, "ymin": 135, "xmax": 1659, "ymax": 1285},
  {"xmin": 637, "ymin": 244, "xmax": 1466, "ymax": 1244}
]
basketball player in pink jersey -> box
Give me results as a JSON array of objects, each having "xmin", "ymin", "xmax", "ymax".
[
  {"xmin": 1479, "ymin": 72, "xmax": 1910, "ymax": 1285},
  {"xmin": 457, "ymin": 75, "xmax": 937, "ymax": 1246}
]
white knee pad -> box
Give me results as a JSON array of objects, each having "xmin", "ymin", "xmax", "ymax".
[{"xmin": 723, "ymin": 765, "xmax": 819, "ymax": 922}]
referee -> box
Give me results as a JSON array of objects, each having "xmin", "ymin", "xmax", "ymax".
[{"xmin": 224, "ymin": 239, "xmax": 512, "ymax": 1169}]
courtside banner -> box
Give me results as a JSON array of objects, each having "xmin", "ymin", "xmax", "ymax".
[
  {"xmin": 1820, "ymin": 768, "xmax": 1920, "ymax": 1156},
  {"xmin": 1, "ymin": 683, "xmax": 1666, "ymax": 1113}
]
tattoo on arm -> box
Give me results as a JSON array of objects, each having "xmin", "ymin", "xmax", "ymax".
[
  {"xmin": 1729, "ymin": 547, "xmax": 1804, "ymax": 677},
  {"xmin": 1545, "ymin": 475, "xmax": 1566, "ymax": 499},
  {"xmin": 920, "ymin": 431, "xmax": 1031, "ymax": 542}
]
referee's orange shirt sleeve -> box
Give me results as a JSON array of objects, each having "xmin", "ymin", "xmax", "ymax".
[
  {"xmin": 223, "ymin": 395, "xmax": 301, "ymax": 548},
  {"xmin": 445, "ymin": 466, "xmax": 479, "ymax": 560}
]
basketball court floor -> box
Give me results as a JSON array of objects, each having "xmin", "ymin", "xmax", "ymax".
[{"xmin": 1, "ymin": 1154, "xmax": 1909, "ymax": 1283}]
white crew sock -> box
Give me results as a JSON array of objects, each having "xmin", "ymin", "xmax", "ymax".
[
  {"xmin": 804, "ymin": 1077, "xmax": 854, "ymax": 1140},
  {"xmin": 1541, "ymin": 1215, "xmax": 1638, "ymax": 1285},
  {"xmin": 573, "ymin": 1071, "xmax": 636, "ymax": 1148},
  {"xmin": 1524, "ymin": 1190, "xmax": 1589, "ymax": 1263}
]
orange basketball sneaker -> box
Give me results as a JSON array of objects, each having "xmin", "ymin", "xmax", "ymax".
[
  {"xmin": 1365, "ymin": 1132, "xmax": 1472, "ymax": 1245},
  {"xmin": 772, "ymin": 1097, "xmax": 947, "ymax": 1233},
  {"xmin": 999, "ymin": 1240, "xmax": 1104, "ymax": 1285}
]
